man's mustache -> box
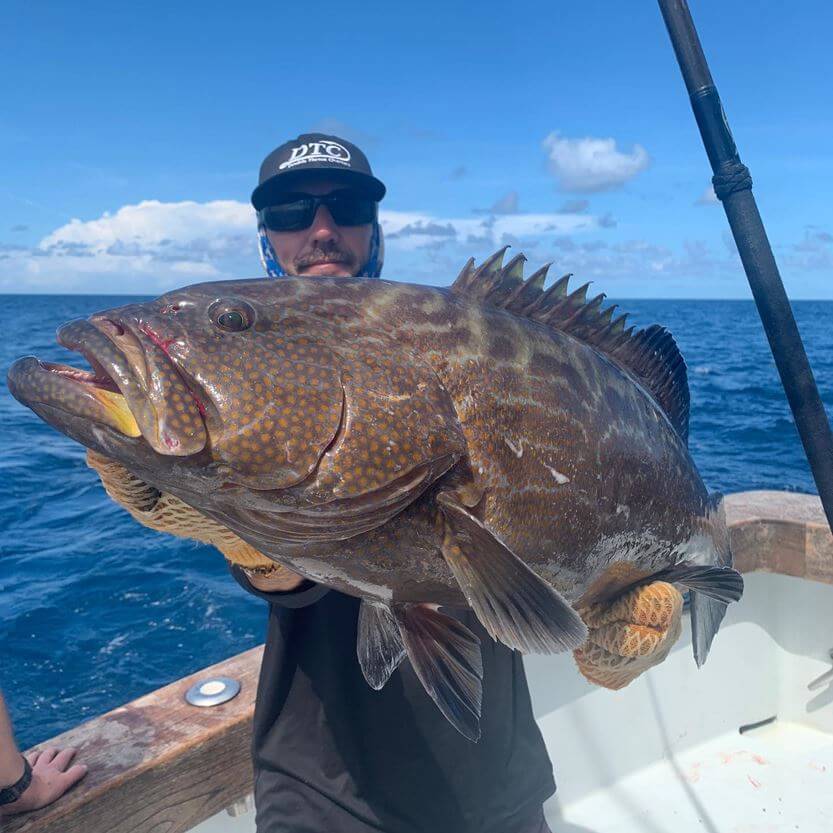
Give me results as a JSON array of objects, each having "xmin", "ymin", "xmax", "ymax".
[{"xmin": 295, "ymin": 244, "xmax": 353, "ymax": 268}]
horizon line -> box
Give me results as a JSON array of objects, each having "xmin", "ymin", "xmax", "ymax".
[{"xmin": 2, "ymin": 292, "xmax": 832, "ymax": 303}]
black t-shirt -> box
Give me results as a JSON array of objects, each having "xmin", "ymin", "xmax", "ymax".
[{"xmin": 230, "ymin": 565, "xmax": 556, "ymax": 833}]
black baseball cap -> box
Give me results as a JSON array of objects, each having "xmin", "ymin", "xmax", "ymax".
[{"xmin": 251, "ymin": 133, "xmax": 386, "ymax": 210}]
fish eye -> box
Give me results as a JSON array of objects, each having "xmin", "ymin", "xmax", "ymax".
[
  {"xmin": 209, "ymin": 300, "xmax": 255, "ymax": 332},
  {"xmin": 218, "ymin": 310, "xmax": 246, "ymax": 330}
]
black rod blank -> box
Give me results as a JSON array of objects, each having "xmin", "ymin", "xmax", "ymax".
[{"xmin": 657, "ymin": 0, "xmax": 833, "ymax": 533}]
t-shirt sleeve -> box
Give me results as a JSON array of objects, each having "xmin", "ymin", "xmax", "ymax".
[{"xmin": 228, "ymin": 562, "xmax": 330, "ymax": 609}]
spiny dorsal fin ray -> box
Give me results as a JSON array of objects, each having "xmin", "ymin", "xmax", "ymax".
[
  {"xmin": 450, "ymin": 249, "xmax": 690, "ymax": 442},
  {"xmin": 504, "ymin": 263, "xmax": 549, "ymax": 312},
  {"xmin": 455, "ymin": 257, "xmax": 476, "ymax": 287},
  {"xmin": 527, "ymin": 274, "xmax": 572, "ymax": 318}
]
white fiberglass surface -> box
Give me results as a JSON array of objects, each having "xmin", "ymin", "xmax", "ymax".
[
  {"xmin": 530, "ymin": 573, "xmax": 833, "ymax": 832},
  {"xmin": 556, "ymin": 721, "xmax": 833, "ymax": 833}
]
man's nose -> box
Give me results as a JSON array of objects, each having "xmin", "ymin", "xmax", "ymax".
[{"xmin": 308, "ymin": 206, "xmax": 341, "ymax": 243}]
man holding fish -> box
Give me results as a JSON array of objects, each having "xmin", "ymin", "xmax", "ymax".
[
  {"xmin": 86, "ymin": 134, "xmax": 691, "ymax": 833},
  {"xmin": 12, "ymin": 133, "xmax": 742, "ymax": 831}
]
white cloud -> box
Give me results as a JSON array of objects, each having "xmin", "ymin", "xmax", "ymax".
[
  {"xmin": 786, "ymin": 229, "xmax": 833, "ymax": 271},
  {"xmin": 695, "ymin": 184, "xmax": 719, "ymax": 206},
  {"xmin": 0, "ymin": 199, "xmax": 605, "ymax": 292},
  {"xmin": 542, "ymin": 132, "xmax": 650, "ymax": 192},
  {"xmin": 13, "ymin": 196, "xmax": 813, "ymax": 296},
  {"xmin": 0, "ymin": 200, "xmax": 259, "ymax": 292},
  {"xmin": 380, "ymin": 208, "xmax": 597, "ymax": 253},
  {"xmin": 40, "ymin": 199, "xmax": 253, "ymax": 251}
]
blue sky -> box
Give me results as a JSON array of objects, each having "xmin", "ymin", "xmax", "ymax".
[{"xmin": 2, "ymin": 1, "xmax": 831, "ymax": 297}]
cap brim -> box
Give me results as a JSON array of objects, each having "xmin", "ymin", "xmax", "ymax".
[{"xmin": 252, "ymin": 168, "xmax": 386, "ymax": 209}]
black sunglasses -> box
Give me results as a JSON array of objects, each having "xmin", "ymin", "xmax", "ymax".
[{"xmin": 258, "ymin": 191, "xmax": 377, "ymax": 232}]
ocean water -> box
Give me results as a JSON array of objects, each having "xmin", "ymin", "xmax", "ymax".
[{"xmin": 1, "ymin": 293, "xmax": 831, "ymax": 750}]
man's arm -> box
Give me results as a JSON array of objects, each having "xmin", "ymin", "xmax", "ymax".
[{"xmin": 0, "ymin": 692, "xmax": 87, "ymax": 816}]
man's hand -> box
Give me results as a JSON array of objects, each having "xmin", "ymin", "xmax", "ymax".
[
  {"xmin": 0, "ymin": 748, "xmax": 87, "ymax": 816},
  {"xmin": 574, "ymin": 581, "xmax": 684, "ymax": 690},
  {"xmin": 86, "ymin": 450, "xmax": 284, "ymax": 572}
]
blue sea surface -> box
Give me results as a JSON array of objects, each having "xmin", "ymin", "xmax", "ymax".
[{"xmin": 1, "ymin": 293, "xmax": 832, "ymax": 749}]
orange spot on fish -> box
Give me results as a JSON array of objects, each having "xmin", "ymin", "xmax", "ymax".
[{"xmin": 139, "ymin": 323, "xmax": 207, "ymax": 417}]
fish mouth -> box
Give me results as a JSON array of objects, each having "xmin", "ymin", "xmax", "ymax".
[
  {"xmin": 15, "ymin": 357, "xmax": 143, "ymax": 438},
  {"xmin": 8, "ymin": 317, "xmax": 208, "ymax": 457}
]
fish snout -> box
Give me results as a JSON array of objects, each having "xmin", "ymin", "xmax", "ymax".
[
  {"xmin": 7, "ymin": 355, "xmax": 38, "ymax": 402},
  {"xmin": 56, "ymin": 317, "xmax": 156, "ymax": 431},
  {"xmin": 86, "ymin": 313, "xmax": 208, "ymax": 457}
]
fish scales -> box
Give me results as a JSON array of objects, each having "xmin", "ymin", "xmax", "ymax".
[
  {"xmin": 343, "ymin": 279, "xmax": 708, "ymax": 603},
  {"xmin": 7, "ymin": 250, "xmax": 743, "ymax": 741}
]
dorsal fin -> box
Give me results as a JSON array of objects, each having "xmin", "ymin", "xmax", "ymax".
[{"xmin": 450, "ymin": 249, "xmax": 690, "ymax": 442}]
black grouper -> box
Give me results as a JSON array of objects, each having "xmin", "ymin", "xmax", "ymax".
[{"xmin": 8, "ymin": 249, "xmax": 742, "ymax": 740}]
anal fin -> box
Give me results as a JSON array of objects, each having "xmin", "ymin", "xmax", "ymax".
[
  {"xmin": 357, "ymin": 600, "xmax": 406, "ymax": 690},
  {"xmin": 437, "ymin": 490, "xmax": 587, "ymax": 654},
  {"xmin": 393, "ymin": 603, "xmax": 484, "ymax": 742}
]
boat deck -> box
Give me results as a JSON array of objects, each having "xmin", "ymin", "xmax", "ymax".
[{"xmin": 555, "ymin": 720, "xmax": 833, "ymax": 832}]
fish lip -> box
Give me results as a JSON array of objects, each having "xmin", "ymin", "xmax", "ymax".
[
  {"xmin": 56, "ymin": 318, "xmax": 144, "ymax": 402},
  {"xmin": 86, "ymin": 316, "xmax": 210, "ymax": 456},
  {"xmin": 6, "ymin": 354, "xmax": 143, "ymax": 442},
  {"xmin": 92, "ymin": 317, "xmax": 151, "ymax": 387},
  {"xmin": 114, "ymin": 317, "xmax": 214, "ymax": 434},
  {"xmin": 130, "ymin": 320, "xmax": 211, "ymax": 423},
  {"xmin": 50, "ymin": 317, "xmax": 200, "ymax": 455},
  {"xmin": 38, "ymin": 359, "xmax": 121, "ymax": 392},
  {"xmin": 48, "ymin": 318, "xmax": 154, "ymax": 435}
]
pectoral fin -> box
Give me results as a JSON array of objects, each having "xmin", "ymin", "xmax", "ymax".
[
  {"xmin": 393, "ymin": 603, "xmax": 483, "ymax": 742},
  {"xmin": 357, "ymin": 600, "xmax": 406, "ymax": 690},
  {"xmin": 436, "ymin": 490, "xmax": 588, "ymax": 654}
]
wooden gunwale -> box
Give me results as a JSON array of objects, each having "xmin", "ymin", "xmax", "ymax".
[{"xmin": 4, "ymin": 490, "xmax": 832, "ymax": 833}]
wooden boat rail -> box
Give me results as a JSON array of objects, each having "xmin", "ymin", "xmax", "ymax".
[{"xmin": 4, "ymin": 490, "xmax": 832, "ymax": 833}]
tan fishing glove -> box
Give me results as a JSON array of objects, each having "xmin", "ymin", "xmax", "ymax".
[
  {"xmin": 85, "ymin": 450, "xmax": 294, "ymax": 581},
  {"xmin": 573, "ymin": 581, "xmax": 684, "ymax": 690}
]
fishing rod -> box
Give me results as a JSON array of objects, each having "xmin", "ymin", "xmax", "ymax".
[{"xmin": 657, "ymin": 0, "xmax": 833, "ymax": 534}]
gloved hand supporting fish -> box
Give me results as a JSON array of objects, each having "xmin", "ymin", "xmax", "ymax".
[{"xmin": 8, "ymin": 249, "xmax": 743, "ymax": 741}]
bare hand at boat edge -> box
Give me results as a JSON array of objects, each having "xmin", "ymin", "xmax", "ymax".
[{"xmin": 0, "ymin": 692, "xmax": 88, "ymax": 817}]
